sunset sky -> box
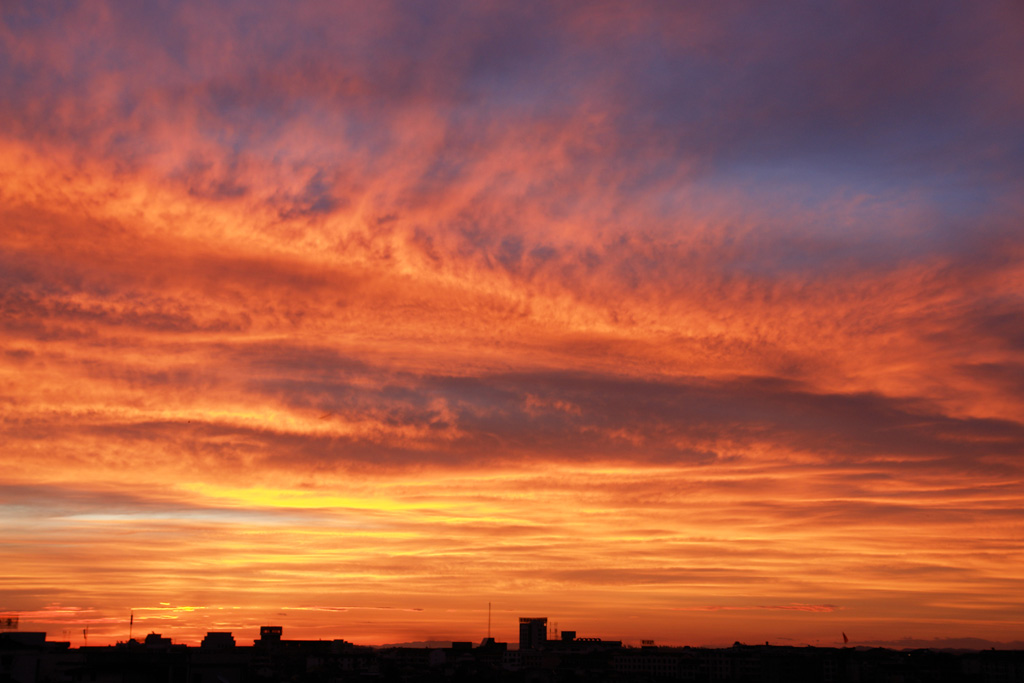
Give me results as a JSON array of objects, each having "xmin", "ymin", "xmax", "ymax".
[{"xmin": 2, "ymin": 1, "xmax": 1023, "ymax": 649}]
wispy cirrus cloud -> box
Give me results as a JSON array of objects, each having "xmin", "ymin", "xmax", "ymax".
[{"xmin": 671, "ymin": 604, "xmax": 839, "ymax": 613}]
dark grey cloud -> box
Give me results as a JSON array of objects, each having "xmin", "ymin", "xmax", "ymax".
[{"xmin": 15, "ymin": 348, "xmax": 1020, "ymax": 475}]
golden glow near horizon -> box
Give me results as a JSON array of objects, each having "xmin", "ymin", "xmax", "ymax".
[{"xmin": 2, "ymin": 1, "xmax": 1023, "ymax": 650}]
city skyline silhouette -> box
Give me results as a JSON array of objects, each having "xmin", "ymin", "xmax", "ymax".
[{"xmin": 3, "ymin": 616, "xmax": 1023, "ymax": 683}]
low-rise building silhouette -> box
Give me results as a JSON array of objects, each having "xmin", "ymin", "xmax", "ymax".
[
  {"xmin": 200, "ymin": 631, "xmax": 236, "ymax": 649},
  {"xmin": 3, "ymin": 620, "xmax": 1024, "ymax": 682}
]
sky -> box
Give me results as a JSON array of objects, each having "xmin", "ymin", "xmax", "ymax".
[{"xmin": 1, "ymin": 0, "xmax": 1023, "ymax": 650}]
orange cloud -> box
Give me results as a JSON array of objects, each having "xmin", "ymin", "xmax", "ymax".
[{"xmin": 2, "ymin": 0, "xmax": 1023, "ymax": 650}]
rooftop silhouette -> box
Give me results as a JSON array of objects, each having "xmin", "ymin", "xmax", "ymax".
[{"xmin": 2, "ymin": 616, "xmax": 1022, "ymax": 682}]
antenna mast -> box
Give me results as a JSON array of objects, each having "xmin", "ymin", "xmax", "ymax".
[{"xmin": 488, "ymin": 602, "xmax": 491, "ymax": 639}]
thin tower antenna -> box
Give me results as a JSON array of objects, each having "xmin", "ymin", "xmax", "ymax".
[
  {"xmin": 129, "ymin": 611, "xmax": 134, "ymax": 642},
  {"xmin": 488, "ymin": 602, "xmax": 491, "ymax": 639}
]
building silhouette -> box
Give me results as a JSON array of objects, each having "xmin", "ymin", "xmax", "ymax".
[
  {"xmin": 200, "ymin": 631, "xmax": 236, "ymax": 649},
  {"xmin": 2, "ymin": 620, "xmax": 1023, "ymax": 682},
  {"xmin": 519, "ymin": 616, "xmax": 547, "ymax": 651}
]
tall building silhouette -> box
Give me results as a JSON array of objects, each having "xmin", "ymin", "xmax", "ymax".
[{"xmin": 518, "ymin": 617, "xmax": 547, "ymax": 651}]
